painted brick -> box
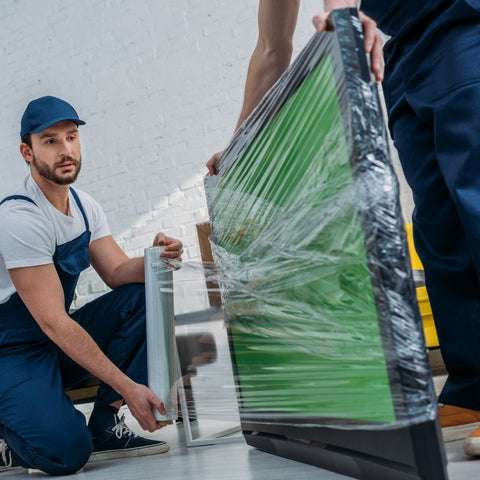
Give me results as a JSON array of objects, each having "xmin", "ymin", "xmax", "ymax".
[{"xmin": 0, "ymin": 0, "xmax": 413, "ymax": 307}]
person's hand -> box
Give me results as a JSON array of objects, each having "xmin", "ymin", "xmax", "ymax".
[
  {"xmin": 312, "ymin": 9, "xmax": 384, "ymax": 82},
  {"xmin": 121, "ymin": 382, "xmax": 167, "ymax": 432},
  {"xmin": 153, "ymin": 233, "xmax": 183, "ymax": 261},
  {"xmin": 206, "ymin": 150, "xmax": 223, "ymax": 175}
]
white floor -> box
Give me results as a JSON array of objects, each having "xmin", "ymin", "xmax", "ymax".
[
  {"xmin": 1, "ymin": 401, "xmax": 479, "ymax": 480},
  {"xmin": 2, "ymin": 403, "xmax": 348, "ymax": 480},
  {"xmin": 1, "ymin": 349, "xmax": 477, "ymax": 480}
]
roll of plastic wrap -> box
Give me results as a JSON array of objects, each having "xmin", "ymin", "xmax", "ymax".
[{"xmin": 145, "ymin": 247, "xmax": 177, "ymax": 422}]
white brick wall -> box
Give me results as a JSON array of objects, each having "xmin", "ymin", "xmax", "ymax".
[{"xmin": 0, "ymin": 0, "xmax": 413, "ymax": 307}]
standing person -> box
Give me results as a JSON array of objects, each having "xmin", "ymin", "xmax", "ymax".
[
  {"xmin": 205, "ymin": 0, "xmax": 383, "ymax": 174},
  {"xmin": 212, "ymin": 0, "xmax": 480, "ymax": 457},
  {"xmin": 315, "ymin": 0, "xmax": 480, "ymax": 457},
  {"xmin": 0, "ymin": 96, "xmax": 184, "ymax": 475}
]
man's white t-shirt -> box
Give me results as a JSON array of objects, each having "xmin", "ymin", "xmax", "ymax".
[{"xmin": 0, "ymin": 175, "xmax": 111, "ymax": 304}]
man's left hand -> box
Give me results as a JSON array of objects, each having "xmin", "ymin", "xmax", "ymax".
[{"xmin": 153, "ymin": 233, "xmax": 184, "ymax": 261}]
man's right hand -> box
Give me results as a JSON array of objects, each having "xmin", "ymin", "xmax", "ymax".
[
  {"xmin": 206, "ymin": 150, "xmax": 223, "ymax": 175},
  {"xmin": 121, "ymin": 381, "xmax": 167, "ymax": 432}
]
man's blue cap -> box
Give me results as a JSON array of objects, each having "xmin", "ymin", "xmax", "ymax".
[{"xmin": 20, "ymin": 96, "xmax": 86, "ymax": 139}]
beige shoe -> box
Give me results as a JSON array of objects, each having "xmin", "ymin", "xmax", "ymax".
[{"xmin": 464, "ymin": 426, "xmax": 480, "ymax": 456}]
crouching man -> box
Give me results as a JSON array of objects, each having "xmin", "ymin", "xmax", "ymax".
[{"xmin": 0, "ymin": 96, "xmax": 183, "ymax": 474}]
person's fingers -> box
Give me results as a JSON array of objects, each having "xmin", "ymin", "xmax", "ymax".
[
  {"xmin": 163, "ymin": 237, "xmax": 182, "ymax": 250},
  {"xmin": 358, "ymin": 12, "xmax": 384, "ymax": 81},
  {"xmin": 359, "ymin": 12, "xmax": 377, "ymax": 54},
  {"xmin": 152, "ymin": 397, "xmax": 167, "ymax": 416},
  {"xmin": 159, "ymin": 237, "xmax": 183, "ymax": 260},
  {"xmin": 138, "ymin": 397, "xmax": 166, "ymax": 432},
  {"xmin": 130, "ymin": 407, "xmax": 149, "ymax": 431},
  {"xmin": 154, "ymin": 235, "xmax": 183, "ymax": 260},
  {"xmin": 136, "ymin": 407, "xmax": 159, "ymax": 432},
  {"xmin": 312, "ymin": 12, "xmax": 329, "ymax": 33},
  {"xmin": 160, "ymin": 248, "xmax": 183, "ymax": 259},
  {"xmin": 153, "ymin": 232, "xmax": 167, "ymax": 247},
  {"xmin": 206, "ymin": 151, "xmax": 222, "ymax": 175},
  {"xmin": 144, "ymin": 413, "xmax": 157, "ymax": 432},
  {"xmin": 161, "ymin": 246, "xmax": 182, "ymax": 254},
  {"xmin": 206, "ymin": 162, "xmax": 215, "ymax": 175},
  {"xmin": 370, "ymin": 33, "xmax": 384, "ymax": 82}
]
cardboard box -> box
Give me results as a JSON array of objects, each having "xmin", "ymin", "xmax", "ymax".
[{"xmin": 196, "ymin": 222, "xmax": 222, "ymax": 306}]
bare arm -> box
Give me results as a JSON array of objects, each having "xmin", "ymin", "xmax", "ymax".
[
  {"xmin": 89, "ymin": 233, "xmax": 183, "ymax": 289},
  {"xmin": 235, "ymin": 0, "xmax": 300, "ymax": 130},
  {"xmin": 9, "ymin": 264, "xmax": 166, "ymax": 431},
  {"xmin": 206, "ymin": 0, "xmax": 300, "ymax": 174}
]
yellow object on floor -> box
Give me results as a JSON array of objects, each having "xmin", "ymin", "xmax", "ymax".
[
  {"xmin": 416, "ymin": 285, "xmax": 439, "ymax": 348},
  {"xmin": 405, "ymin": 223, "xmax": 440, "ymax": 348}
]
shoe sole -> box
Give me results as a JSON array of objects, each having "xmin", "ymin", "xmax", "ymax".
[
  {"xmin": 25, "ymin": 445, "xmax": 169, "ymax": 474},
  {"xmin": 27, "ymin": 467, "xmax": 84, "ymax": 475},
  {"xmin": 442, "ymin": 422, "xmax": 480, "ymax": 442},
  {"xmin": 89, "ymin": 442, "xmax": 170, "ymax": 463}
]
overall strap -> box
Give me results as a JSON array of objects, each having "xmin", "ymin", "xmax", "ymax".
[
  {"xmin": 0, "ymin": 195, "xmax": 37, "ymax": 206},
  {"xmin": 69, "ymin": 188, "xmax": 90, "ymax": 232},
  {"xmin": 1, "ymin": 191, "xmax": 89, "ymax": 231}
]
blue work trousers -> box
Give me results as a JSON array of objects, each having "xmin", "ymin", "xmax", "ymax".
[
  {"xmin": 382, "ymin": 4, "xmax": 480, "ymax": 409},
  {"xmin": 390, "ymin": 83, "xmax": 480, "ymax": 409},
  {"xmin": 0, "ymin": 283, "xmax": 147, "ymax": 475}
]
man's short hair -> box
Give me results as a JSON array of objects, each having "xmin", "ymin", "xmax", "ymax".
[{"xmin": 21, "ymin": 133, "xmax": 32, "ymax": 148}]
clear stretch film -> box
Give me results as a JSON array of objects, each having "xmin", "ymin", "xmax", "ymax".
[
  {"xmin": 203, "ymin": 9, "xmax": 438, "ymax": 430},
  {"xmin": 145, "ymin": 247, "xmax": 177, "ymax": 422}
]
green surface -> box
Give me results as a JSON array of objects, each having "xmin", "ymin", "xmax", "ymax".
[{"xmin": 210, "ymin": 55, "xmax": 396, "ymax": 423}]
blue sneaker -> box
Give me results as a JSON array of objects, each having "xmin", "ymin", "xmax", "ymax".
[{"xmin": 89, "ymin": 414, "xmax": 169, "ymax": 463}]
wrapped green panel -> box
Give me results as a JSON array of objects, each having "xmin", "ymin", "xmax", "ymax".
[
  {"xmin": 204, "ymin": 8, "xmax": 447, "ymax": 480},
  {"xmin": 212, "ymin": 55, "xmax": 394, "ymax": 423}
]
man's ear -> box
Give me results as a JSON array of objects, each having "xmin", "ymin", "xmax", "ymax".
[{"xmin": 20, "ymin": 143, "xmax": 33, "ymax": 165}]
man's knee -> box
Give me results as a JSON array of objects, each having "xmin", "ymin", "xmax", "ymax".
[
  {"xmin": 23, "ymin": 423, "xmax": 92, "ymax": 475},
  {"xmin": 46, "ymin": 427, "xmax": 92, "ymax": 475}
]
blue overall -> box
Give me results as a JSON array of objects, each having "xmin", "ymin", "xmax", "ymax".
[
  {"xmin": 0, "ymin": 190, "xmax": 148, "ymax": 475},
  {"xmin": 362, "ymin": 0, "xmax": 480, "ymax": 408}
]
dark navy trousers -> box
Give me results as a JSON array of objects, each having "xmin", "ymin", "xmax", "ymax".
[
  {"xmin": 384, "ymin": 9, "xmax": 480, "ymax": 409},
  {"xmin": 0, "ymin": 284, "xmax": 147, "ymax": 475}
]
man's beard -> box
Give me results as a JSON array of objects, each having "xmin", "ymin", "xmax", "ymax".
[{"xmin": 32, "ymin": 155, "xmax": 82, "ymax": 185}]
